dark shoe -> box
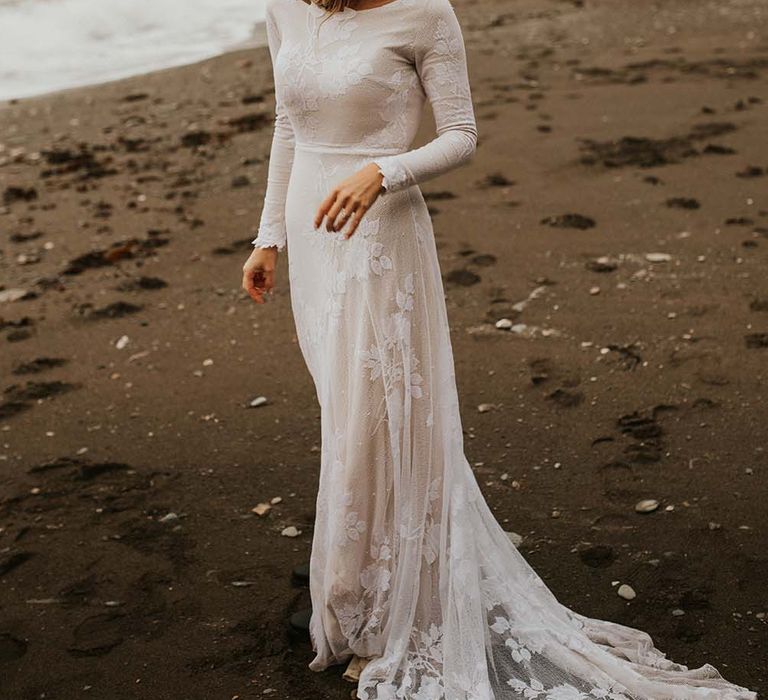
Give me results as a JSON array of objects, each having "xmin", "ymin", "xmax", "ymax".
[
  {"xmin": 292, "ymin": 562, "xmax": 310, "ymax": 586},
  {"xmin": 288, "ymin": 607, "xmax": 312, "ymax": 641}
]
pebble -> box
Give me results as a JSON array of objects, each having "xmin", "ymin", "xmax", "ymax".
[
  {"xmin": 511, "ymin": 285, "xmax": 548, "ymax": 313},
  {"xmin": 671, "ymin": 608, "xmax": 685, "ymax": 616},
  {"xmin": 115, "ymin": 335, "xmax": 130, "ymax": 350},
  {"xmin": 589, "ymin": 286, "xmax": 601, "ymax": 295},
  {"xmin": 645, "ymin": 252, "xmax": 672, "ymax": 263},
  {"xmin": 159, "ymin": 512, "xmax": 179, "ymax": 523},
  {"xmin": 586, "ymin": 256, "xmax": 619, "ymax": 273},
  {"xmin": 0, "ymin": 288, "xmax": 28, "ymax": 303},
  {"xmin": 477, "ymin": 403, "xmax": 495, "ymax": 413},
  {"xmin": 16, "ymin": 253, "xmax": 39, "ymax": 265},
  {"xmin": 505, "ymin": 531, "xmax": 524, "ymax": 547},
  {"xmin": 493, "ymin": 320, "xmax": 561, "ymax": 337},
  {"xmin": 249, "ymin": 396, "xmax": 268, "ymax": 408},
  {"xmin": 281, "ymin": 526, "xmax": 301, "ymax": 537},
  {"xmin": 635, "ymin": 499, "xmax": 659, "ymax": 514},
  {"xmin": 617, "ymin": 584, "xmax": 636, "ymax": 600},
  {"xmin": 252, "ymin": 503, "xmax": 271, "ymax": 516}
]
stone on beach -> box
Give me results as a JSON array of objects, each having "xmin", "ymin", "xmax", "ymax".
[
  {"xmin": 0, "ymin": 288, "xmax": 29, "ymax": 303},
  {"xmin": 645, "ymin": 252, "xmax": 672, "ymax": 263},
  {"xmin": 617, "ymin": 584, "xmax": 636, "ymax": 600},
  {"xmin": 635, "ymin": 499, "xmax": 660, "ymax": 514}
]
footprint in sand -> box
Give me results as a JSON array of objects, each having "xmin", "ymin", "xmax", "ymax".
[
  {"xmin": 75, "ymin": 301, "xmax": 144, "ymax": 321},
  {"xmin": 444, "ymin": 268, "xmax": 481, "ymax": 287},
  {"xmin": 0, "ymin": 380, "xmax": 80, "ymax": 421},
  {"xmin": 745, "ymin": 333, "xmax": 768, "ymax": 349},
  {"xmin": 0, "ymin": 552, "xmax": 35, "ymax": 578},
  {"xmin": 116, "ymin": 276, "xmax": 168, "ymax": 292},
  {"xmin": 540, "ymin": 213, "xmax": 595, "ymax": 230},
  {"xmin": 0, "ymin": 634, "xmax": 27, "ymax": 663},
  {"xmin": 666, "ymin": 197, "xmax": 700, "ymax": 209},
  {"xmin": 12, "ymin": 357, "xmax": 68, "ymax": 375},
  {"xmin": 68, "ymin": 613, "xmax": 126, "ymax": 658}
]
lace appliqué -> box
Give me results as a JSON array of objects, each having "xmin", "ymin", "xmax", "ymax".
[
  {"xmin": 359, "ymin": 273, "xmax": 426, "ymax": 417},
  {"xmin": 334, "ymin": 530, "xmax": 394, "ymax": 649}
]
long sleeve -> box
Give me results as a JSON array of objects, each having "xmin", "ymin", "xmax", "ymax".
[
  {"xmin": 372, "ymin": 0, "xmax": 478, "ymax": 194},
  {"xmin": 251, "ymin": 1, "xmax": 295, "ymax": 251}
]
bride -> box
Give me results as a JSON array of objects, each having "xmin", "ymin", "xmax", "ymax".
[{"xmin": 241, "ymin": 0, "xmax": 758, "ymax": 698}]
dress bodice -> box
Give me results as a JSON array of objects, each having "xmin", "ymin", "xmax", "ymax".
[
  {"xmin": 274, "ymin": 0, "xmax": 430, "ymax": 154},
  {"xmin": 251, "ymin": 0, "xmax": 478, "ymax": 249}
]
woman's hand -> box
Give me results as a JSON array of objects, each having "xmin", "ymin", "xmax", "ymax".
[
  {"xmin": 242, "ymin": 246, "xmax": 278, "ymax": 304},
  {"xmin": 314, "ymin": 162, "xmax": 385, "ymax": 239}
]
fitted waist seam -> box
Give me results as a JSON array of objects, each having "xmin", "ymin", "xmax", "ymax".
[{"xmin": 293, "ymin": 140, "xmax": 405, "ymax": 156}]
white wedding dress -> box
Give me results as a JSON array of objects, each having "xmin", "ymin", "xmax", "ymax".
[{"xmin": 251, "ymin": 1, "xmax": 758, "ymax": 698}]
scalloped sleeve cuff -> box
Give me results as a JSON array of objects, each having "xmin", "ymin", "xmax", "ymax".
[
  {"xmin": 373, "ymin": 157, "xmax": 414, "ymax": 194},
  {"xmin": 251, "ymin": 224, "xmax": 286, "ymax": 251}
]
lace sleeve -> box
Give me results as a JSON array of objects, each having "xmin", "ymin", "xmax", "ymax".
[
  {"xmin": 251, "ymin": 1, "xmax": 295, "ymax": 251},
  {"xmin": 372, "ymin": 0, "xmax": 478, "ymax": 194}
]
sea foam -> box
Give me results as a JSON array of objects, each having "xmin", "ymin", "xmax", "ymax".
[{"xmin": 0, "ymin": 0, "xmax": 268, "ymax": 100}]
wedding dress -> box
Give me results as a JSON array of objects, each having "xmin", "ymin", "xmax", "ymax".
[{"xmin": 250, "ymin": 0, "xmax": 758, "ymax": 698}]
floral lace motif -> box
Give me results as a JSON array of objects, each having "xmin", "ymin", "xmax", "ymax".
[{"xmin": 254, "ymin": 1, "xmax": 757, "ymax": 699}]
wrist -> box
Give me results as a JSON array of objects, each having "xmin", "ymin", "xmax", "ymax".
[
  {"xmin": 370, "ymin": 162, "xmax": 386, "ymax": 194},
  {"xmin": 252, "ymin": 244, "xmax": 279, "ymax": 254}
]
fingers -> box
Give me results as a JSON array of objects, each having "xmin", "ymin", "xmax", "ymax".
[
  {"xmin": 243, "ymin": 269, "xmax": 265, "ymax": 304},
  {"xmin": 331, "ymin": 201, "xmax": 359, "ymax": 233},
  {"xmin": 325, "ymin": 191, "xmax": 353, "ymax": 232},
  {"xmin": 242, "ymin": 265, "xmax": 269, "ymax": 304},
  {"xmin": 314, "ymin": 188, "xmax": 338, "ymax": 230},
  {"xmin": 344, "ymin": 207, "xmax": 367, "ymax": 238},
  {"xmin": 315, "ymin": 170, "xmax": 380, "ymax": 238},
  {"xmin": 262, "ymin": 267, "xmax": 275, "ymax": 293}
]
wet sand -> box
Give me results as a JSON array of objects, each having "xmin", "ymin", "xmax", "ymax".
[{"xmin": 1, "ymin": 0, "xmax": 766, "ymax": 697}]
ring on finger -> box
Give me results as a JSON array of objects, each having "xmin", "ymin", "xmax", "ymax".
[{"xmin": 336, "ymin": 207, "xmax": 350, "ymax": 230}]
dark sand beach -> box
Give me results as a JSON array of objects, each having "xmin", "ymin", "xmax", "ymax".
[{"xmin": 1, "ymin": 0, "xmax": 766, "ymax": 697}]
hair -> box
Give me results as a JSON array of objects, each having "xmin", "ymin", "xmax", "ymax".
[
  {"xmin": 310, "ymin": 0, "xmax": 354, "ymax": 17},
  {"xmin": 305, "ymin": 0, "xmax": 357, "ymax": 31}
]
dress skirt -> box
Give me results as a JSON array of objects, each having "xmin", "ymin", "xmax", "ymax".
[{"xmin": 280, "ymin": 143, "xmax": 757, "ymax": 700}]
